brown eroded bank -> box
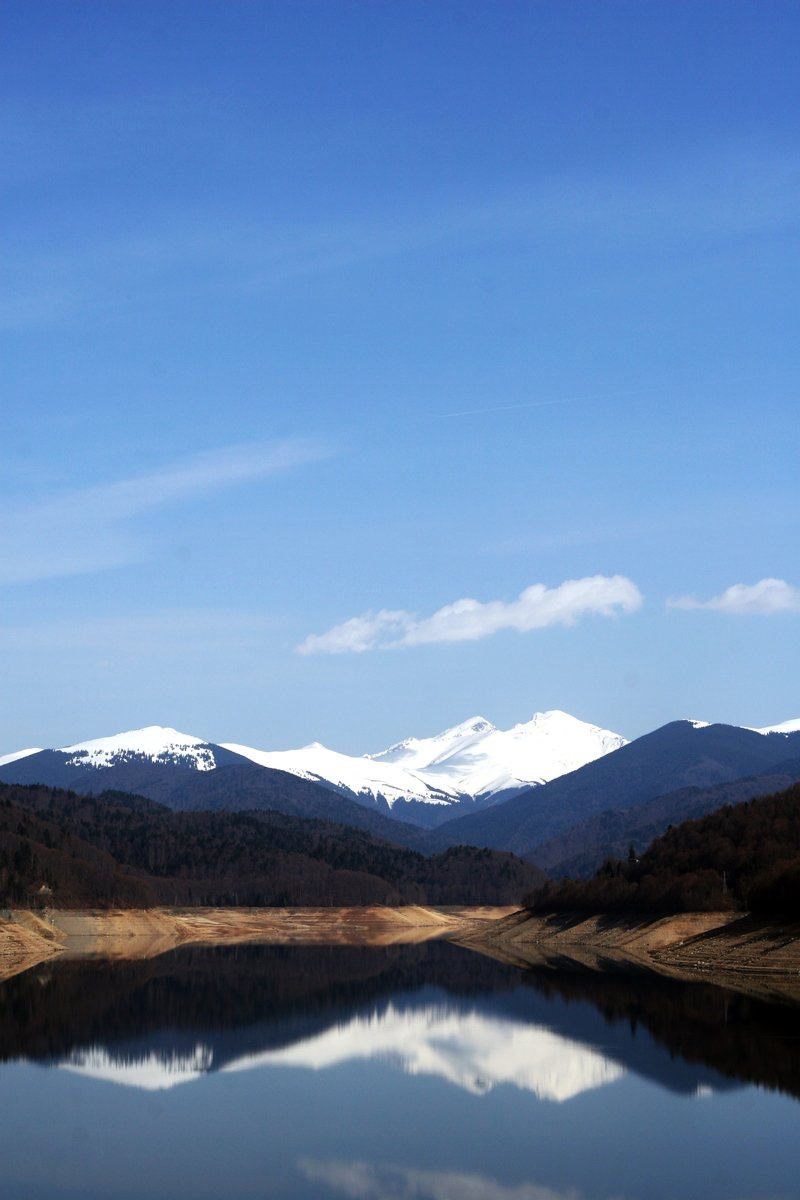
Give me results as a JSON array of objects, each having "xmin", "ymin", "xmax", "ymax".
[
  {"xmin": 0, "ymin": 904, "xmax": 516, "ymax": 981},
  {"xmin": 457, "ymin": 907, "xmax": 800, "ymax": 1004},
  {"xmin": 4, "ymin": 905, "xmax": 800, "ymax": 1005}
]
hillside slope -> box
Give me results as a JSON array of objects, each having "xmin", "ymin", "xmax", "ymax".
[
  {"xmin": 0, "ymin": 782, "xmax": 545, "ymax": 909},
  {"xmin": 534, "ymin": 758, "xmax": 800, "ymax": 878},
  {"xmin": 527, "ymin": 780, "xmax": 800, "ymax": 915},
  {"xmin": 428, "ymin": 721, "xmax": 800, "ymax": 858}
]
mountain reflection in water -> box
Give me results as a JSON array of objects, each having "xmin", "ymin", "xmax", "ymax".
[
  {"xmin": 2, "ymin": 941, "xmax": 800, "ymax": 1200},
  {"xmin": 1, "ymin": 940, "xmax": 798, "ymax": 1099}
]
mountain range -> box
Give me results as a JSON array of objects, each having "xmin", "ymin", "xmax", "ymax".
[
  {"xmin": 0, "ymin": 711, "xmax": 627, "ymax": 828},
  {"xmin": 2, "ymin": 711, "xmax": 799, "ymax": 876},
  {"xmin": 426, "ymin": 718, "xmax": 800, "ymax": 862}
]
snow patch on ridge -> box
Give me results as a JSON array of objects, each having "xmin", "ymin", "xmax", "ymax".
[
  {"xmin": 60, "ymin": 726, "xmax": 218, "ymax": 771},
  {"xmin": 221, "ymin": 740, "xmax": 456, "ymax": 808},
  {"xmin": 752, "ymin": 718, "xmax": 800, "ymax": 735},
  {"xmin": 683, "ymin": 716, "xmax": 800, "ymax": 736},
  {"xmin": 0, "ymin": 747, "xmax": 42, "ymax": 767}
]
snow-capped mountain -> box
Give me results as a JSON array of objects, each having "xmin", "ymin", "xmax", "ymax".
[
  {"xmin": 0, "ymin": 727, "xmax": 226, "ymax": 772},
  {"xmin": 429, "ymin": 716, "xmax": 800, "ymax": 864},
  {"xmin": 368, "ymin": 710, "xmax": 627, "ymax": 798},
  {"xmin": 222, "ymin": 710, "xmax": 628, "ymax": 823},
  {"xmin": 3, "ymin": 713, "xmax": 798, "ymax": 832},
  {"xmin": 59, "ymin": 726, "xmax": 221, "ymax": 771},
  {"xmin": 0, "ymin": 712, "xmax": 626, "ymax": 828}
]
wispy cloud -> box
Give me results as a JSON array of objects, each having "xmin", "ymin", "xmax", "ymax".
[
  {"xmin": 298, "ymin": 575, "xmax": 642, "ymax": 655},
  {"xmin": 668, "ymin": 578, "xmax": 800, "ymax": 616},
  {"xmin": 0, "ymin": 609, "xmax": 279, "ymax": 656},
  {"xmin": 300, "ymin": 1159, "xmax": 581, "ymax": 1200},
  {"xmin": 4, "ymin": 143, "xmax": 798, "ymax": 330},
  {"xmin": 0, "ymin": 439, "xmax": 330, "ymax": 586}
]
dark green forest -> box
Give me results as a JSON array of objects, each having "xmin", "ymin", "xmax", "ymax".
[
  {"xmin": 527, "ymin": 782, "xmax": 800, "ymax": 916},
  {"xmin": 0, "ymin": 781, "xmax": 545, "ymax": 908}
]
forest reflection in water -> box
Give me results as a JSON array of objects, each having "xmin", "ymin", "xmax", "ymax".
[
  {"xmin": 1, "ymin": 940, "xmax": 799, "ymax": 1200},
  {"xmin": 2, "ymin": 939, "xmax": 799, "ymax": 1098}
]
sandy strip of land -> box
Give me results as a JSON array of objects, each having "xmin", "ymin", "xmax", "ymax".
[
  {"xmin": 0, "ymin": 910, "xmax": 64, "ymax": 981},
  {"xmin": 0, "ymin": 905, "xmax": 516, "ymax": 980},
  {"xmin": 7, "ymin": 906, "xmax": 799, "ymax": 1003},
  {"xmin": 458, "ymin": 909, "xmax": 800, "ymax": 1004}
]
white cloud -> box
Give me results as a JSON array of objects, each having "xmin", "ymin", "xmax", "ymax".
[
  {"xmin": 298, "ymin": 575, "xmax": 643, "ymax": 656},
  {"xmin": 0, "ymin": 439, "xmax": 330, "ymax": 585},
  {"xmin": 299, "ymin": 1159, "xmax": 582, "ymax": 1200},
  {"xmin": 668, "ymin": 578, "xmax": 800, "ymax": 616},
  {"xmin": 297, "ymin": 610, "xmax": 413, "ymax": 656}
]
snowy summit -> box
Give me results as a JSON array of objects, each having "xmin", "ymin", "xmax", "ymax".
[
  {"xmin": 60, "ymin": 726, "xmax": 219, "ymax": 772},
  {"xmin": 223, "ymin": 709, "xmax": 628, "ymax": 814}
]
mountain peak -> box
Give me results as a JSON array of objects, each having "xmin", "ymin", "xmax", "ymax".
[
  {"xmin": 516, "ymin": 710, "xmax": 585, "ymax": 731},
  {"xmin": 366, "ymin": 715, "xmax": 497, "ymax": 771},
  {"xmin": 357, "ymin": 709, "xmax": 628, "ymax": 806},
  {"xmin": 441, "ymin": 716, "xmax": 495, "ymax": 737},
  {"xmin": 61, "ymin": 725, "xmax": 208, "ymax": 751},
  {"xmin": 58, "ymin": 726, "xmax": 217, "ymax": 771}
]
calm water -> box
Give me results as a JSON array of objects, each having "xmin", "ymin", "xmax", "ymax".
[{"xmin": 1, "ymin": 940, "xmax": 799, "ymax": 1200}]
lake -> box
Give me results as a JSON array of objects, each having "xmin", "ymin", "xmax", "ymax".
[{"xmin": 1, "ymin": 939, "xmax": 798, "ymax": 1199}]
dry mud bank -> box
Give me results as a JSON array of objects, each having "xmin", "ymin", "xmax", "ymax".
[
  {"xmin": 459, "ymin": 909, "xmax": 800, "ymax": 1004},
  {"xmin": 0, "ymin": 910, "xmax": 64, "ymax": 981},
  {"xmin": 0, "ymin": 904, "xmax": 515, "ymax": 980}
]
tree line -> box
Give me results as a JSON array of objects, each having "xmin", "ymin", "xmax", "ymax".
[
  {"xmin": 526, "ymin": 782, "xmax": 800, "ymax": 916},
  {"xmin": 0, "ymin": 781, "xmax": 544, "ymax": 909}
]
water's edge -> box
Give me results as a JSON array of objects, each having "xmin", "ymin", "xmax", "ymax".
[
  {"xmin": 458, "ymin": 908, "xmax": 800, "ymax": 1005},
  {"xmin": 5, "ymin": 905, "xmax": 800, "ymax": 1005},
  {"xmin": 0, "ymin": 904, "xmax": 514, "ymax": 980}
]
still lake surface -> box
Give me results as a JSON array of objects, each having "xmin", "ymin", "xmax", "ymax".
[{"xmin": 1, "ymin": 939, "xmax": 798, "ymax": 1200}]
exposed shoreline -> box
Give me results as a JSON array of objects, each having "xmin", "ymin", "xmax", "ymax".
[
  {"xmin": 456, "ymin": 908, "xmax": 800, "ymax": 1004},
  {"xmin": 4, "ymin": 905, "xmax": 800, "ymax": 1005},
  {"xmin": 0, "ymin": 904, "xmax": 515, "ymax": 982}
]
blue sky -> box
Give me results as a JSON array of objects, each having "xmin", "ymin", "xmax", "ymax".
[{"xmin": 2, "ymin": 0, "xmax": 799, "ymax": 753}]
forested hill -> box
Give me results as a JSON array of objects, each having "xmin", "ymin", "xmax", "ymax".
[
  {"xmin": 527, "ymin": 782, "xmax": 800, "ymax": 916},
  {"xmin": 0, "ymin": 782, "xmax": 545, "ymax": 909},
  {"xmin": 428, "ymin": 720, "xmax": 800, "ymax": 858}
]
